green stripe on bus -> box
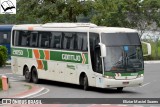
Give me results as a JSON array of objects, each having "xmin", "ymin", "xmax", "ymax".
[
  {"xmin": 104, "ymin": 70, "xmax": 144, "ymax": 76},
  {"xmin": 50, "ymin": 51, "xmax": 62, "ymax": 61},
  {"xmin": 138, "ymin": 70, "xmax": 144, "ymax": 75},
  {"xmin": 84, "ymin": 53, "xmax": 88, "ymax": 64},
  {"xmin": 28, "ymin": 49, "xmax": 32, "ymax": 58},
  {"xmin": 12, "ymin": 48, "xmax": 28, "ymax": 57},
  {"xmin": 39, "ymin": 50, "xmax": 45, "ymax": 59},
  {"xmin": 11, "ymin": 48, "xmax": 88, "ymax": 64},
  {"xmin": 50, "ymin": 51, "xmax": 88, "ymax": 64},
  {"xmin": 42, "ymin": 60, "xmax": 48, "ymax": 70}
]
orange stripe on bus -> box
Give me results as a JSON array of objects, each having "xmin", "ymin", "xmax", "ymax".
[
  {"xmin": 37, "ymin": 60, "xmax": 43, "ymax": 69},
  {"xmin": 44, "ymin": 50, "xmax": 50, "ymax": 60},
  {"xmin": 28, "ymin": 26, "xmax": 33, "ymax": 30},
  {"xmin": 33, "ymin": 49, "xmax": 40, "ymax": 59}
]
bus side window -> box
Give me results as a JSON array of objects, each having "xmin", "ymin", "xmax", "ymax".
[
  {"xmin": 76, "ymin": 33, "xmax": 88, "ymax": 51},
  {"xmin": 15, "ymin": 31, "xmax": 21, "ymax": 46},
  {"xmin": 12, "ymin": 30, "xmax": 15, "ymax": 46},
  {"xmin": 3, "ymin": 33, "xmax": 8, "ymax": 44},
  {"xmin": 39, "ymin": 32, "xmax": 51, "ymax": 48},
  {"xmin": 14, "ymin": 31, "xmax": 30, "ymax": 47},
  {"xmin": 0, "ymin": 32, "xmax": 3, "ymax": 44},
  {"xmin": 14, "ymin": 31, "xmax": 19, "ymax": 46},
  {"xmin": 30, "ymin": 32, "xmax": 38, "ymax": 47},
  {"xmin": 62, "ymin": 32, "xmax": 75, "ymax": 50},
  {"xmin": 89, "ymin": 33, "xmax": 102, "ymax": 74},
  {"xmin": 50, "ymin": 32, "xmax": 62, "ymax": 49},
  {"xmin": 22, "ymin": 31, "xmax": 31, "ymax": 47},
  {"xmin": 0, "ymin": 32, "xmax": 9, "ymax": 44},
  {"xmin": 7, "ymin": 32, "xmax": 11, "ymax": 44}
]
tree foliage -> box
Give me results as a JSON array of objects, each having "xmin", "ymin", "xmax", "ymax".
[
  {"xmin": 0, "ymin": 46, "xmax": 8, "ymax": 67},
  {"xmin": 0, "ymin": 0, "xmax": 160, "ymax": 29},
  {"xmin": 91, "ymin": 0, "xmax": 130, "ymax": 27}
]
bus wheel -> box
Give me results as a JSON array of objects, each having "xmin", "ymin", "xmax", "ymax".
[
  {"xmin": 117, "ymin": 87, "xmax": 123, "ymax": 92},
  {"xmin": 83, "ymin": 75, "xmax": 89, "ymax": 90},
  {"xmin": 24, "ymin": 67, "xmax": 31, "ymax": 82},
  {"xmin": 32, "ymin": 68, "xmax": 39, "ymax": 84}
]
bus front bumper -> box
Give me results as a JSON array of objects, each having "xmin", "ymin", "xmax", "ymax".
[{"xmin": 103, "ymin": 77, "xmax": 143, "ymax": 88}]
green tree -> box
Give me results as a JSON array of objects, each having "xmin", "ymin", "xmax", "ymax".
[
  {"xmin": 123, "ymin": 0, "xmax": 160, "ymax": 37},
  {"xmin": 91, "ymin": 0, "xmax": 130, "ymax": 27},
  {"xmin": 13, "ymin": 0, "xmax": 93, "ymax": 23},
  {"xmin": 0, "ymin": 46, "xmax": 8, "ymax": 67}
]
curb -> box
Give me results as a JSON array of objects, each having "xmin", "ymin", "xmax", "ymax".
[
  {"xmin": 144, "ymin": 61, "xmax": 160, "ymax": 64},
  {"xmin": 9, "ymin": 83, "xmax": 44, "ymax": 98}
]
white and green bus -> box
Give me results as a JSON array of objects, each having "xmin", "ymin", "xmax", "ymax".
[{"xmin": 11, "ymin": 23, "xmax": 148, "ymax": 91}]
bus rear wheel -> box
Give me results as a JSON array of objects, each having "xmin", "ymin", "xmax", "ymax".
[
  {"xmin": 117, "ymin": 87, "xmax": 123, "ymax": 92},
  {"xmin": 83, "ymin": 76, "xmax": 89, "ymax": 90},
  {"xmin": 32, "ymin": 68, "xmax": 39, "ymax": 84},
  {"xmin": 24, "ymin": 67, "xmax": 31, "ymax": 82}
]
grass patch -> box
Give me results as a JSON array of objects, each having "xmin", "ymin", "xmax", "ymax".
[
  {"xmin": 0, "ymin": 78, "xmax": 2, "ymax": 90},
  {"xmin": 142, "ymin": 43, "xmax": 148, "ymax": 55},
  {"xmin": 24, "ymin": 84, "xmax": 32, "ymax": 89},
  {"xmin": 142, "ymin": 41, "xmax": 160, "ymax": 60},
  {"xmin": 5, "ymin": 63, "xmax": 11, "ymax": 65}
]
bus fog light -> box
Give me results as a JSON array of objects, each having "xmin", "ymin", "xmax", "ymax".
[
  {"xmin": 137, "ymin": 74, "xmax": 143, "ymax": 78},
  {"xmin": 137, "ymin": 75, "xmax": 141, "ymax": 78},
  {"xmin": 105, "ymin": 76, "xmax": 114, "ymax": 79},
  {"xmin": 105, "ymin": 76, "xmax": 109, "ymax": 78}
]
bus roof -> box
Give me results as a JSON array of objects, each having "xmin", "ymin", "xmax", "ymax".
[
  {"xmin": 12, "ymin": 23, "xmax": 137, "ymax": 33},
  {"xmin": 90, "ymin": 27, "xmax": 137, "ymax": 33},
  {"xmin": 0, "ymin": 25, "xmax": 13, "ymax": 31}
]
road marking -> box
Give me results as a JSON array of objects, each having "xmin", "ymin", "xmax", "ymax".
[
  {"xmin": 18, "ymin": 76, "xmax": 24, "ymax": 78},
  {"xmin": 30, "ymin": 88, "xmax": 50, "ymax": 98},
  {"xmin": 9, "ymin": 79, "xmax": 19, "ymax": 82},
  {"xmin": 133, "ymin": 106, "xmax": 144, "ymax": 107},
  {"xmin": 101, "ymin": 104, "xmax": 111, "ymax": 106},
  {"xmin": 5, "ymin": 73, "xmax": 13, "ymax": 75},
  {"xmin": 9, "ymin": 77, "xmax": 20, "ymax": 80},
  {"xmin": 139, "ymin": 82, "xmax": 150, "ymax": 87},
  {"xmin": 18, "ymin": 87, "xmax": 45, "ymax": 98},
  {"xmin": 150, "ymin": 106, "xmax": 160, "ymax": 107},
  {"xmin": 153, "ymin": 80, "xmax": 157, "ymax": 82},
  {"xmin": 117, "ymin": 105, "xmax": 128, "ymax": 106},
  {"xmin": 0, "ymin": 73, "xmax": 13, "ymax": 76}
]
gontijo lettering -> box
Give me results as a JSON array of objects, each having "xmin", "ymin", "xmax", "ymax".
[
  {"xmin": 62, "ymin": 54, "xmax": 81, "ymax": 61},
  {"xmin": 13, "ymin": 50, "xmax": 23, "ymax": 55}
]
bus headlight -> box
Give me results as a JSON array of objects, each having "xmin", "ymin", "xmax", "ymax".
[
  {"xmin": 105, "ymin": 76, "xmax": 115, "ymax": 79},
  {"xmin": 137, "ymin": 74, "xmax": 143, "ymax": 78}
]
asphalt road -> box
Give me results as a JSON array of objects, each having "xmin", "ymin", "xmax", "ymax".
[{"xmin": 0, "ymin": 63, "xmax": 160, "ymax": 99}]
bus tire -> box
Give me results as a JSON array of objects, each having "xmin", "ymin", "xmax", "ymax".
[
  {"xmin": 24, "ymin": 67, "xmax": 32, "ymax": 82},
  {"xmin": 117, "ymin": 87, "xmax": 123, "ymax": 92},
  {"xmin": 32, "ymin": 68, "xmax": 39, "ymax": 84},
  {"xmin": 83, "ymin": 75, "xmax": 89, "ymax": 90}
]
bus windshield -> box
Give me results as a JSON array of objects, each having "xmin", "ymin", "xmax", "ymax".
[{"xmin": 101, "ymin": 33, "xmax": 144, "ymax": 72}]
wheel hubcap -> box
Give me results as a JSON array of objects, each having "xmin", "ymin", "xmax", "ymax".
[{"xmin": 25, "ymin": 71, "xmax": 29, "ymax": 79}]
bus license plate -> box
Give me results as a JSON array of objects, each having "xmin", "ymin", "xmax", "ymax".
[{"xmin": 123, "ymin": 82, "xmax": 129, "ymax": 85}]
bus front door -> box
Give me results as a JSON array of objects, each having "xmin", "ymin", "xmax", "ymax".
[{"xmin": 94, "ymin": 47, "xmax": 104, "ymax": 88}]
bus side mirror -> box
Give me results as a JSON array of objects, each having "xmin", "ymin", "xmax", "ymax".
[
  {"xmin": 3, "ymin": 34, "xmax": 8, "ymax": 39},
  {"xmin": 99, "ymin": 43, "xmax": 106, "ymax": 57},
  {"xmin": 142, "ymin": 41, "xmax": 151, "ymax": 56}
]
